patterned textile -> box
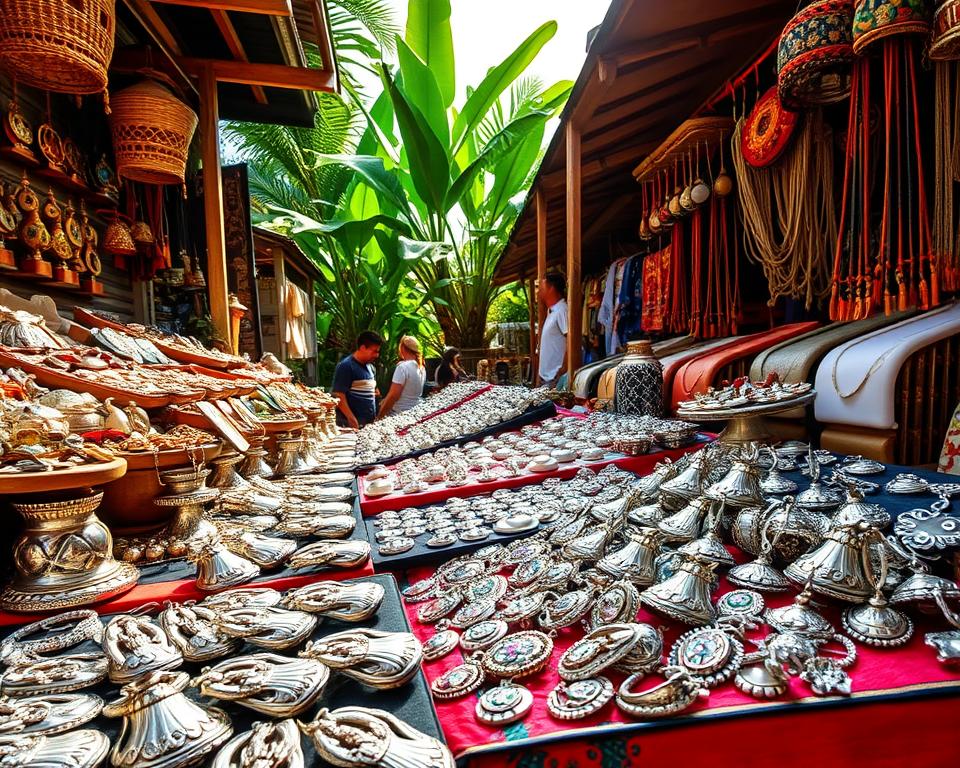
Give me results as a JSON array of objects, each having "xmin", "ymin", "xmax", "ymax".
[
  {"xmin": 641, "ymin": 247, "xmax": 671, "ymax": 333},
  {"xmin": 939, "ymin": 400, "xmax": 960, "ymax": 474},
  {"xmin": 852, "ymin": 0, "xmax": 931, "ymax": 53},
  {"xmin": 777, "ymin": 0, "xmax": 855, "ymax": 109},
  {"xmin": 741, "ymin": 87, "xmax": 799, "ymax": 167}
]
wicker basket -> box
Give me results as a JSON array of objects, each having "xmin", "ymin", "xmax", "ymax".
[
  {"xmin": 0, "ymin": 0, "xmax": 115, "ymax": 94},
  {"xmin": 109, "ymin": 80, "xmax": 198, "ymax": 186}
]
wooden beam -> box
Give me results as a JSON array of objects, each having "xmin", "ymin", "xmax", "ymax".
[
  {"xmin": 180, "ymin": 57, "xmax": 336, "ymax": 91},
  {"xmin": 151, "ymin": 0, "xmax": 292, "ymax": 15},
  {"xmin": 199, "ymin": 64, "xmax": 231, "ymax": 347},
  {"xmin": 210, "ymin": 10, "xmax": 268, "ymax": 104},
  {"xmin": 534, "ymin": 188, "xmax": 548, "ymax": 379},
  {"xmin": 124, "ymin": 0, "xmax": 183, "ymax": 56},
  {"xmin": 565, "ymin": 122, "xmax": 582, "ymax": 383}
]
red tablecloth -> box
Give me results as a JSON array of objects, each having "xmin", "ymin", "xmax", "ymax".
[
  {"xmin": 359, "ymin": 442, "xmax": 709, "ymax": 515},
  {"xmin": 401, "ymin": 558, "xmax": 960, "ymax": 764},
  {"xmin": 0, "ymin": 560, "xmax": 375, "ymax": 627}
]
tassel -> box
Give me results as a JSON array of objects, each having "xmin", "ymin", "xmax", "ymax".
[
  {"xmin": 829, "ymin": 283, "xmax": 839, "ymax": 321},
  {"xmin": 884, "ymin": 290, "xmax": 894, "ymax": 316},
  {"xmin": 931, "ymin": 258, "xmax": 941, "ymax": 306},
  {"xmin": 920, "ymin": 277, "xmax": 930, "ymax": 310},
  {"xmin": 897, "ymin": 271, "xmax": 907, "ymax": 311}
]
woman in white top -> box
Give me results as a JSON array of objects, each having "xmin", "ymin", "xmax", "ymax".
[{"xmin": 376, "ymin": 335, "xmax": 426, "ymax": 418}]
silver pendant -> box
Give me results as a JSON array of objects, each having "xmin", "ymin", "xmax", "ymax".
[
  {"xmin": 0, "ymin": 729, "xmax": 109, "ymax": 768},
  {"xmin": 475, "ymin": 682, "xmax": 533, "ymax": 726},
  {"xmin": 202, "ymin": 587, "xmax": 283, "ymax": 609},
  {"xmin": 612, "ymin": 623, "xmax": 664, "ymax": 674},
  {"xmin": 431, "ymin": 661, "xmax": 485, "ymax": 700},
  {"xmin": 211, "ymin": 719, "xmax": 304, "ymax": 768},
  {"xmin": 213, "ymin": 606, "xmax": 317, "ymax": 650},
  {"xmin": 194, "ymin": 653, "xmax": 329, "ymax": 716},
  {"xmin": 299, "ymin": 706, "xmax": 455, "ymax": 768},
  {"xmin": 159, "ymin": 602, "xmax": 240, "ymax": 662},
  {"xmin": 800, "ymin": 657, "xmax": 851, "ymax": 696},
  {"xmin": 558, "ymin": 624, "xmax": 644, "ymax": 682},
  {"xmin": 481, "ymin": 631, "xmax": 553, "ymax": 679},
  {"xmin": 547, "ymin": 677, "xmax": 614, "ymax": 720},
  {"xmin": 462, "ymin": 575, "xmax": 508, "ymax": 604},
  {"xmin": 764, "ymin": 585, "xmax": 835, "ymax": 639},
  {"xmin": 104, "ymin": 670, "xmax": 233, "ymax": 768},
  {"xmin": 0, "ymin": 652, "xmax": 107, "ymax": 696},
  {"xmin": 0, "ymin": 693, "xmax": 102, "ymax": 735},
  {"xmin": 925, "ymin": 631, "xmax": 960, "ymax": 663},
  {"xmin": 734, "ymin": 662, "xmax": 788, "ymax": 698},
  {"xmin": 281, "ymin": 581, "xmax": 384, "ymax": 622},
  {"xmin": 422, "ymin": 630, "xmax": 460, "ymax": 661},
  {"xmin": 538, "ymin": 589, "xmax": 594, "ymax": 631},
  {"xmin": 615, "ymin": 666, "xmax": 709, "ymax": 718},
  {"xmin": 417, "ymin": 592, "xmax": 462, "ymax": 624},
  {"xmin": 287, "ymin": 540, "xmax": 371, "ymax": 570},
  {"xmin": 669, "ymin": 625, "xmax": 744, "ymax": 688},
  {"xmin": 224, "ymin": 531, "xmax": 297, "ymax": 568},
  {"xmin": 842, "ymin": 595, "xmax": 914, "ymax": 648},
  {"xmin": 448, "ymin": 599, "xmax": 496, "ymax": 629},
  {"xmin": 590, "ymin": 580, "xmax": 640, "ymax": 628},
  {"xmin": 716, "ymin": 590, "xmax": 765, "ymax": 620},
  {"xmin": 300, "ymin": 629, "xmax": 423, "ymax": 689},
  {"xmin": 379, "ymin": 538, "xmax": 415, "ymax": 556},
  {"xmin": 460, "ymin": 620, "xmax": 508, "ymax": 653},
  {"xmin": 402, "ymin": 578, "xmax": 437, "ymax": 603},
  {"xmin": 0, "ymin": 611, "xmax": 103, "ymax": 660},
  {"xmin": 103, "ymin": 615, "xmax": 183, "ymax": 684},
  {"xmin": 639, "ymin": 556, "xmax": 717, "ymax": 625}
]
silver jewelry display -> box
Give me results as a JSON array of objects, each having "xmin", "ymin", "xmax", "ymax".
[
  {"xmin": 300, "ymin": 629, "xmax": 423, "ymax": 689},
  {"xmin": 211, "ymin": 720, "xmax": 304, "ymax": 768},
  {"xmin": 0, "ymin": 729, "xmax": 109, "ymax": 768}
]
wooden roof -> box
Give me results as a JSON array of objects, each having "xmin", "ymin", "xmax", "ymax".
[
  {"xmin": 117, "ymin": 0, "xmax": 338, "ymax": 127},
  {"xmin": 496, "ymin": 0, "xmax": 796, "ymax": 284}
]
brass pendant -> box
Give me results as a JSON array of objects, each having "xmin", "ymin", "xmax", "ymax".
[
  {"xmin": 194, "ymin": 653, "xmax": 329, "ymax": 717},
  {"xmin": 211, "ymin": 720, "xmax": 304, "ymax": 768}
]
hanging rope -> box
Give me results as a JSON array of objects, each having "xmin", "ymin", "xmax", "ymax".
[{"xmin": 732, "ymin": 107, "xmax": 836, "ymax": 310}]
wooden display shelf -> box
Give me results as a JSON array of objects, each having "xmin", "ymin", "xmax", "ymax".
[
  {"xmin": 0, "ymin": 348, "xmax": 198, "ymax": 410},
  {"xmin": 632, "ymin": 117, "xmax": 735, "ymax": 182},
  {"xmin": 0, "ymin": 457, "xmax": 127, "ymax": 495}
]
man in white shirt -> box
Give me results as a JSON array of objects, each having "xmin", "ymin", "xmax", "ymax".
[{"xmin": 537, "ymin": 272, "xmax": 568, "ymax": 388}]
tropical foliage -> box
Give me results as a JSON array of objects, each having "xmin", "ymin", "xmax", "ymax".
[{"xmin": 225, "ymin": 0, "xmax": 570, "ymax": 382}]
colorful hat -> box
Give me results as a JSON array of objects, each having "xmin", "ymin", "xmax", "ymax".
[
  {"xmin": 929, "ymin": 0, "xmax": 960, "ymax": 60},
  {"xmin": 778, "ymin": 0, "xmax": 856, "ymax": 110},
  {"xmin": 740, "ymin": 88, "xmax": 800, "ymax": 168},
  {"xmin": 852, "ymin": 0, "xmax": 931, "ymax": 54}
]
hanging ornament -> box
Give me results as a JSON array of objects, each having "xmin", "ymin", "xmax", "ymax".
[{"xmin": 741, "ymin": 87, "xmax": 800, "ymax": 168}]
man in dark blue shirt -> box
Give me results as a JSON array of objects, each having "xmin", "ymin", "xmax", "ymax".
[{"xmin": 332, "ymin": 331, "xmax": 382, "ymax": 429}]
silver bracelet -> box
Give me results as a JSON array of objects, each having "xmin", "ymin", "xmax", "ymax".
[{"xmin": 1, "ymin": 610, "xmax": 104, "ymax": 660}]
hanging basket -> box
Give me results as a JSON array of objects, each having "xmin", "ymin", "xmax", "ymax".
[
  {"xmin": 102, "ymin": 213, "xmax": 136, "ymax": 256},
  {"xmin": 108, "ymin": 80, "xmax": 198, "ymax": 186},
  {"xmin": 0, "ymin": 0, "xmax": 115, "ymax": 94},
  {"xmin": 930, "ymin": 0, "xmax": 960, "ymax": 59},
  {"xmin": 852, "ymin": 0, "xmax": 931, "ymax": 54},
  {"xmin": 741, "ymin": 87, "xmax": 800, "ymax": 168},
  {"xmin": 777, "ymin": 0, "xmax": 855, "ymax": 110}
]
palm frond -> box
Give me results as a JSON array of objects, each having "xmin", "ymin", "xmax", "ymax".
[{"xmin": 329, "ymin": 0, "xmax": 398, "ymax": 54}]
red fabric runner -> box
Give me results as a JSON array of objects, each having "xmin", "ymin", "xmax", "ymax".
[{"xmin": 401, "ymin": 554, "xmax": 960, "ymax": 761}]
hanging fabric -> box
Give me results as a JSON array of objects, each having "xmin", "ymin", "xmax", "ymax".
[{"xmin": 641, "ymin": 246, "xmax": 671, "ymax": 333}]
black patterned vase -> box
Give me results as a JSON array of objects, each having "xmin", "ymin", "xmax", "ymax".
[{"xmin": 614, "ymin": 340, "xmax": 663, "ymax": 417}]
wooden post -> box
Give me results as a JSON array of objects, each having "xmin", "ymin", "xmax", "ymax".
[
  {"xmin": 526, "ymin": 273, "xmax": 537, "ymax": 382},
  {"xmin": 536, "ymin": 188, "xmax": 548, "ymax": 331},
  {"xmin": 199, "ymin": 64, "xmax": 231, "ymax": 347},
  {"xmin": 565, "ymin": 122, "xmax": 582, "ymax": 384}
]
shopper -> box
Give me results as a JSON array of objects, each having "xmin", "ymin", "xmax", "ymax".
[
  {"xmin": 332, "ymin": 330, "xmax": 382, "ymax": 429},
  {"xmin": 436, "ymin": 346, "xmax": 468, "ymax": 389},
  {"xmin": 377, "ymin": 336, "xmax": 426, "ymax": 419},
  {"xmin": 537, "ymin": 271, "xmax": 568, "ymax": 388}
]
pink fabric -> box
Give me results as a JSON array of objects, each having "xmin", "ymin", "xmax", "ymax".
[{"xmin": 403, "ymin": 548, "xmax": 960, "ymax": 759}]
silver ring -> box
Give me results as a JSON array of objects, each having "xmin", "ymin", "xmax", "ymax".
[{"xmin": 1, "ymin": 611, "xmax": 104, "ymax": 660}]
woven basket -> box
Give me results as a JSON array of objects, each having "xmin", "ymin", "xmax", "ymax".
[
  {"xmin": 852, "ymin": 0, "xmax": 931, "ymax": 54},
  {"xmin": 109, "ymin": 80, "xmax": 198, "ymax": 186},
  {"xmin": 930, "ymin": 0, "xmax": 960, "ymax": 59},
  {"xmin": 103, "ymin": 216, "xmax": 135, "ymax": 256},
  {"xmin": 0, "ymin": 0, "xmax": 114, "ymax": 94}
]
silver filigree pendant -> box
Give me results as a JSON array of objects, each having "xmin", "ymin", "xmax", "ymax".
[
  {"xmin": 431, "ymin": 661, "xmax": 485, "ymax": 700},
  {"xmin": 668, "ymin": 625, "xmax": 744, "ymax": 688},
  {"xmin": 103, "ymin": 615, "xmax": 183, "ymax": 684},
  {"xmin": 0, "ymin": 693, "xmax": 103, "ymax": 736},
  {"xmin": 547, "ymin": 677, "xmax": 614, "ymax": 720},
  {"xmin": 474, "ymin": 682, "xmax": 533, "ymax": 726},
  {"xmin": 211, "ymin": 719, "xmax": 304, "ymax": 768},
  {"xmin": 300, "ymin": 629, "xmax": 423, "ymax": 689},
  {"xmin": 0, "ymin": 729, "xmax": 109, "ymax": 768},
  {"xmin": 422, "ymin": 630, "xmax": 460, "ymax": 661}
]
